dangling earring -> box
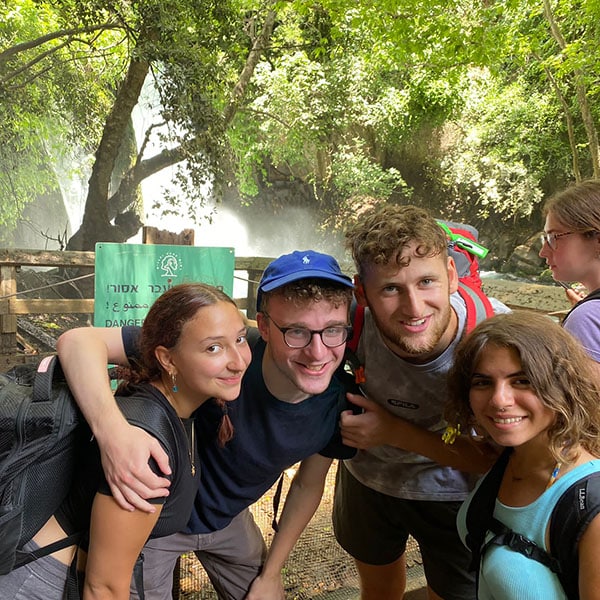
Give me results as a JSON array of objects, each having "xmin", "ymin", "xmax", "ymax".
[{"xmin": 171, "ymin": 372, "xmax": 178, "ymax": 393}]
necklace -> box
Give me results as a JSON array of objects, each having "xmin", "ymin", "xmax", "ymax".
[
  {"xmin": 178, "ymin": 416, "xmax": 196, "ymax": 477},
  {"xmin": 161, "ymin": 382, "xmax": 196, "ymax": 477},
  {"xmin": 545, "ymin": 462, "xmax": 561, "ymax": 489}
]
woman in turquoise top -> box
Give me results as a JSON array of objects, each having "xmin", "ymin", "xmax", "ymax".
[{"xmin": 445, "ymin": 312, "xmax": 600, "ymax": 599}]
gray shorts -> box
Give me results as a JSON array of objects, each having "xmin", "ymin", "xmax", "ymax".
[
  {"xmin": 130, "ymin": 508, "xmax": 267, "ymax": 600},
  {"xmin": 332, "ymin": 462, "xmax": 476, "ymax": 600},
  {"xmin": 0, "ymin": 540, "xmax": 69, "ymax": 600}
]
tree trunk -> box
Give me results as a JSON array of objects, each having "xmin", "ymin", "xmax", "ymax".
[
  {"xmin": 66, "ymin": 5, "xmax": 278, "ymax": 251},
  {"xmin": 536, "ymin": 54, "xmax": 581, "ymax": 181},
  {"xmin": 543, "ymin": 0, "xmax": 600, "ymax": 178},
  {"xmin": 66, "ymin": 56, "xmax": 150, "ymax": 250}
]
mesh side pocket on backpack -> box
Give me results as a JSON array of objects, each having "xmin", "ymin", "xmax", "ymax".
[{"xmin": 0, "ymin": 477, "xmax": 25, "ymax": 574}]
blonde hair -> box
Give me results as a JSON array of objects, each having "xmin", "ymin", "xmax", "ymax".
[{"xmin": 345, "ymin": 204, "xmax": 447, "ymax": 277}]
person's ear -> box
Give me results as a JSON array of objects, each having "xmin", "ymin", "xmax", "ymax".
[
  {"xmin": 256, "ymin": 312, "xmax": 269, "ymax": 342},
  {"xmin": 154, "ymin": 345, "xmax": 175, "ymax": 372},
  {"xmin": 593, "ymin": 231, "xmax": 600, "ymax": 258},
  {"xmin": 447, "ymin": 256, "xmax": 459, "ymax": 294},
  {"xmin": 354, "ymin": 275, "xmax": 368, "ymax": 307}
]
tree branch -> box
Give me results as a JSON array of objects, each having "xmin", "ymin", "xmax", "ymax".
[
  {"xmin": 543, "ymin": 0, "xmax": 600, "ymax": 177},
  {"xmin": 107, "ymin": 5, "xmax": 279, "ymax": 216},
  {"xmin": 0, "ymin": 22, "xmax": 123, "ymax": 63},
  {"xmin": 222, "ymin": 5, "xmax": 277, "ymax": 127}
]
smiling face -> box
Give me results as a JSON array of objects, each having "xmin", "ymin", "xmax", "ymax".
[
  {"xmin": 468, "ymin": 344, "xmax": 555, "ymax": 451},
  {"xmin": 257, "ymin": 295, "xmax": 349, "ymax": 402},
  {"xmin": 356, "ymin": 245, "xmax": 459, "ymax": 363},
  {"xmin": 160, "ymin": 301, "xmax": 251, "ymax": 405},
  {"xmin": 539, "ymin": 212, "xmax": 600, "ymax": 291}
]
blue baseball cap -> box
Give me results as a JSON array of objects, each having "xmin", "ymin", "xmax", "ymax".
[{"xmin": 257, "ymin": 250, "xmax": 353, "ymax": 310}]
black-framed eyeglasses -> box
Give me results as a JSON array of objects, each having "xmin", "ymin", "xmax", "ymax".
[{"xmin": 263, "ymin": 312, "xmax": 352, "ymax": 348}]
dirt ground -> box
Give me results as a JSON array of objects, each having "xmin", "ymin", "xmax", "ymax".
[
  {"xmin": 177, "ymin": 463, "xmax": 425, "ymax": 600},
  {"xmin": 480, "ymin": 276, "xmax": 571, "ymax": 315}
]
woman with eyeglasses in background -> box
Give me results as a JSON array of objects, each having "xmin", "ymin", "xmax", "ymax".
[{"xmin": 539, "ymin": 180, "xmax": 600, "ymax": 362}]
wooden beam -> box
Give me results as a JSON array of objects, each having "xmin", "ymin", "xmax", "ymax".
[
  {"xmin": 10, "ymin": 299, "xmax": 95, "ymax": 314},
  {"xmin": 0, "ymin": 249, "xmax": 95, "ymax": 268}
]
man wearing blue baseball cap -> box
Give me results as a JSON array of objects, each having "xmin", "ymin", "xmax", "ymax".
[{"xmin": 56, "ymin": 250, "xmax": 356, "ymax": 600}]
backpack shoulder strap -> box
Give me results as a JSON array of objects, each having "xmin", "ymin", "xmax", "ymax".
[
  {"xmin": 116, "ymin": 396, "xmax": 178, "ymax": 458},
  {"xmin": 457, "ymin": 281, "xmax": 495, "ymax": 334},
  {"xmin": 562, "ymin": 288, "xmax": 600, "ymax": 325},
  {"xmin": 32, "ymin": 355, "xmax": 66, "ymax": 402},
  {"xmin": 485, "ymin": 518, "xmax": 560, "ymax": 574},
  {"xmin": 465, "ymin": 448, "xmax": 512, "ymax": 571},
  {"xmin": 550, "ymin": 471, "xmax": 600, "ymax": 599},
  {"xmin": 340, "ymin": 298, "xmax": 365, "ymax": 395},
  {"xmin": 346, "ymin": 298, "xmax": 364, "ymax": 354}
]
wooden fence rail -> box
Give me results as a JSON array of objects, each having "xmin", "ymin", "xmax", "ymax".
[{"xmin": 0, "ymin": 249, "xmax": 273, "ymax": 357}]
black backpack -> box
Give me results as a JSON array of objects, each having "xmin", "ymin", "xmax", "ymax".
[
  {"xmin": 0, "ymin": 355, "xmax": 178, "ymax": 597},
  {"xmin": 465, "ymin": 448, "xmax": 600, "ymax": 599}
]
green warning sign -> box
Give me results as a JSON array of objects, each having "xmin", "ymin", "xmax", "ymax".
[{"xmin": 94, "ymin": 243, "xmax": 234, "ymax": 327}]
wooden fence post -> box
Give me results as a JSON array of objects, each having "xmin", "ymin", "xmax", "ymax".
[{"xmin": 0, "ymin": 265, "xmax": 17, "ymax": 353}]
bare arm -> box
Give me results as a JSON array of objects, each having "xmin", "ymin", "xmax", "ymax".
[
  {"xmin": 56, "ymin": 328, "xmax": 171, "ymax": 511},
  {"xmin": 83, "ymin": 493, "xmax": 162, "ymax": 599},
  {"xmin": 340, "ymin": 393, "xmax": 498, "ymax": 474},
  {"xmin": 578, "ymin": 513, "xmax": 600, "ymax": 600},
  {"xmin": 246, "ymin": 455, "xmax": 333, "ymax": 600}
]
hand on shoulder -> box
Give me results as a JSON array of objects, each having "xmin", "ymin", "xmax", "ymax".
[{"xmin": 98, "ymin": 420, "xmax": 171, "ymax": 512}]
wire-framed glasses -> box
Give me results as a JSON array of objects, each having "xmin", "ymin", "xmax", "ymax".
[
  {"xmin": 540, "ymin": 230, "xmax": 599, "ymax": 250},
  {"xmin": 263, "ymin": 312, "xmax": 352, "ymax": 348},
  {"xmin": 539, "ymin": 231, "xmax": 577, "ymax": 250}
]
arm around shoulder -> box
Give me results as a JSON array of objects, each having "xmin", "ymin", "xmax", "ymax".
[
  {"xmin": 57, "ymin": 327, "xmax": 172, "ymax": 511},
  {"xmin": 57, "ymin": 327, "xmax": 129, "ymax": 435}
]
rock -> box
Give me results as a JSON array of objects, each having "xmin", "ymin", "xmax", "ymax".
[{"xmin": 502, "ymin": 234, "xmax": 545, "ymax": 278}]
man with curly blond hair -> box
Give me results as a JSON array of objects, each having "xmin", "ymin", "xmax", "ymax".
[{"xmin": 333, "ymin": 204, "xmax": 509, "ymax": 600}]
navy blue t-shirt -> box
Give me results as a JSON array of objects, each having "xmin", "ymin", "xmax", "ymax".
[{"xmin": 122, "ymin": 326, "xmax": 354, "ymax": 534}]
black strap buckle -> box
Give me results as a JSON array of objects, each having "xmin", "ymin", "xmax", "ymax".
[{"xmin": 505, "ymin": 531, "xmax": 536, "ymax": 557}]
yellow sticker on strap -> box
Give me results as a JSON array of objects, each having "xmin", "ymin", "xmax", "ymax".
[{"xmin": 442, "ymin": 424, "xmax": 461, "ymax": 445}]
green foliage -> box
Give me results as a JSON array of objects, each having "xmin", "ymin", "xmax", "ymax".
[
  {"xmin": 0, "ymin": 0, "xmax": 129, "ymax": 230},
  {"xmin": 229, "ymin": 2, "xmax": 465, "ymax": 227},
  {"xmin": 330, "ymin": 146, "xmax": 405, "ymax": 207},
  {"xmin": 438, "ymin": 71, "xmax": 553, "ymax": 222},
  {"xmin": 4, "ymin": 0, "xmax": 600, "ymax": 250}
]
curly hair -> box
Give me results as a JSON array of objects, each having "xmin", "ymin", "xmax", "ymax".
[
  {"xmin": 446, "ymin": 311, "xmax": 600, "ymax": 464},
  {"xmin": 119, "ymin": 283, "xmax": 238, "ymax": 445},
  {"xmin": 345, "ymin": 204, "xmax": 448, "ymax": 277},
  {"xmin": 543, "ymin": 179, "xmax": 600, "ymax": 236},
  {"xmin": 259, "ymin": 278, "xmax": 353, "ymax": 313}
]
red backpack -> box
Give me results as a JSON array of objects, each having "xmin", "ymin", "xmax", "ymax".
[{"xmin": 347, "ymin": 220, "xmax": 494, "ymax": 355}]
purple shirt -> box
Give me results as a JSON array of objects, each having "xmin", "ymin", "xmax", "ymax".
[{"xmin": 563, "ymin": 299, "xmax": 600, "ymax": 362}]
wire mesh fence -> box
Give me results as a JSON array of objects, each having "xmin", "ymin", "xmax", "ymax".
[{"xmin": 176, "ymin": 461, "xmax": 425, "ymax": 599}]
